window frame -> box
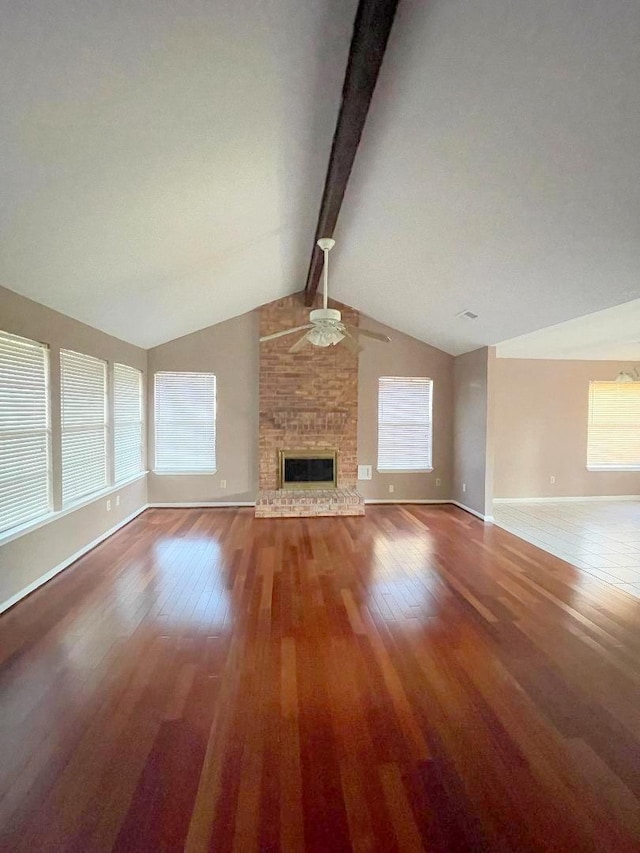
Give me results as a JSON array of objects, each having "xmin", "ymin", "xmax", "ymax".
[
  {"xmin": 60, "ymin": 348, "xmax": 109, "ymax": 507},
  {"xmin": 377, "ymin": 376, "xmax": 434, "ymax": 474},
  {"xmin": 586, "ymin": 380, "xmax": 640, "ymax": 472},
  {"xmin": 113, "ymin": 363, "xmax": 145, "ymax": 484},
  {"xmin": 153, "ymin": 371, "xmax": 217, "ymax": 475},
  {"xmin": 0, "ymin": 330, "xmax": 53, "ymax": 537}
]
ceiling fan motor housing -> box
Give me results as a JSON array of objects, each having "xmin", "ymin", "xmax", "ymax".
[{"xmin": 310, "ymin": 308, "xmax": 341, "ymax": 324}]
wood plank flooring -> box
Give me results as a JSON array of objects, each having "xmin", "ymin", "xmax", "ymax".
[{"xmin": 2, "ymin": 505, "xmax": 640, "ymax": 851}]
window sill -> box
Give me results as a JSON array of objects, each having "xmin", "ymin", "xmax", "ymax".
[
  {"xmin": 586, "ymin": 466, "xmax": 640, "ymax": 472},
  {"xmin": 376, "ymin": 468, "xmax": 434, "ymax": 474},
  {"xmin": 152, "ymin": 470, "xmax": 217, "ymax": 476},
  {"xmin": 0, "ymin": 471, "xmax": 148, "ymax": 547}
]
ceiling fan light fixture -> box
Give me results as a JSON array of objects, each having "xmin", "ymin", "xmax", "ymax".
[
  {"xmin": 616, "ymin": 370, "xmax": 638, "ymax": 383},
  {"xmin": 307, "ymin": 325, "xmax": 344, "ymax": 347}
]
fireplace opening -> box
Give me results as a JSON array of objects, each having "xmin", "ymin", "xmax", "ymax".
[{"xmin": 279, "ymin": 450, "xmax": 337, "ymax": 490}]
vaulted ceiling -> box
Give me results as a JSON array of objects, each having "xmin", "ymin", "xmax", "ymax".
[{"xmin": 2, "ymin": 1, "xmax": 640, "ymax": 353}]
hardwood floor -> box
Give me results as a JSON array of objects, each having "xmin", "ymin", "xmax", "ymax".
[{"xmin": 2, "ymin": 505, "xmax": 640, "ymax": 851}]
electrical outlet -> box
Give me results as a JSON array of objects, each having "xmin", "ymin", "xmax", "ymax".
[
  {"xmin": 462, "ymin": 483, "xmax": 466, "ymax": 493},
  {"xmin": 388, "ymin": 484, "xmax": 394, "ymax": 494},
  {"xmin": 436, "ymin": 478, "xmax": 441, "ymax": 487},
  {"xmin": 550, "ymin": 475, "xmax": 555, "ymax": 485},
  {"xmin": 106, "ymin": 499, "xmax": 111, "ymax": 511},
  {"xmin": 220, "ymin": 479, "xmax": 227, "ymax": 489},
  {"xmin": 116, "ymin": 495, "xmax": 120, "ymax": 507}
]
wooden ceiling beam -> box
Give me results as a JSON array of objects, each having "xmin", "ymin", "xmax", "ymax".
[{"xmin": 303, "ymin": 0, "xmax": 399, "ymax": 306}]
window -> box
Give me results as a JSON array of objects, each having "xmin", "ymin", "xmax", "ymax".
[
  {"xmin": 0, "ymin": 331, "xmax": 51, "ymax": 534},
  {"xmin": 154, "ymin": 372, "xmax": 216, "ymax": 472},
  {"xmin": 114, "ymin": 363, "xmax": 144, "ymax": 483},
  {"xmin": 61, "ymin": 349, "xmax": 107, "ymax": 505},
  {"xmin": 587, "ymin": 381, "xmax": 640, "ymax": 470},
  {"xmin": 377, "ymin": 376, "xmax": 433, "ymax": 472}
]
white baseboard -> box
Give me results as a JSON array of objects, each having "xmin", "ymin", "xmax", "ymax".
[
  {"xmin": 147, "ymin": 501, "xmax": 256, "ymax": 508},
  {"xmin": 0, "ymin": 505, "xmax": 148, "ymax": 615},
  {"xmin": 449, "ymin": 500, "xmax": 492, "ymax": 522},
  {"xmin": 150, "ymin": 499, "xmax": 493, "ymax": 524},
  {"xmin": 493, "ymin": 495, "xmax": 640, "ymax": 504},
  {"xmin": 368, "ymin": 498, "xmax": 492, "ymax": 522},
  {"xmin": 371, "ymin": 498, "xmax": 492, "ymax": 521},
  {"xmin": 364, "ymin": 499, "xmax": 449, "ymax": 505}
]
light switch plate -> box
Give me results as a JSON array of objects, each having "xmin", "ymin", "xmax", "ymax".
[{"xmin": 358, "ymin": 465, "xmax": 372, "ymax": 480}]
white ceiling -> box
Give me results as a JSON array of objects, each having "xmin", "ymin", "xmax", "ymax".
[
  {"xmin": 496, "ymin": 297, "xmax": 640, "ymax": 361},
  {"xmin": 2, "ymin": 0, "xmax": 640, "ymax": 353},
  {"xmin": 332, "ymin": 0, "xmax": 640, "ymax": 354},
  {"xmin": 0, "ymin": 0, "xmax": 356, "ymax": 348}
]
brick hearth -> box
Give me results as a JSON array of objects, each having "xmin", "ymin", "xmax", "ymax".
[{"xmin": 255, "ymin": 488, "xmax": 365, "ymax": 518}]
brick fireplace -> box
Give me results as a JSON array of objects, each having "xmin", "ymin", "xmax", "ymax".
[{"xmin": 256, "ymin": 293, "xmax": 364, "ymax": 517}]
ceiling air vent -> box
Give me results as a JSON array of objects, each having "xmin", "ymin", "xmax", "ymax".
[{"xmin": 456, "ymin": 309, "xmax": 478, "ymax": 320}]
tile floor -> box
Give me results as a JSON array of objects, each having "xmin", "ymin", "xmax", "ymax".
[{"xmin": 492, "ymin": 500, "xmax": 640, "ymax": 599}]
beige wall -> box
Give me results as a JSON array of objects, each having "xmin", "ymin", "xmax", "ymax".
[
  {"xmin": 452, "ymin": 347, "xmax": 492, "ymax": 516},
  {"xmin": 357, "ymin": 316, "xmax": 454, "ymax": 501},
  {"xmin": 147, "ymin": 310, "xmax": 259, "ymax": 504},
  {"xmin": 485, "ymin": 347, "xmax": 496, "ymax": 514},
  {"xmin": 493, "ymin": 358, "xmax": 640, "ymax": 498},
  {"xmin": 0, "ymin": 286, "xmax": 148, "ymax": 608},
  {"xmin": 147, "ymin": 306, "xmax": 455, "ymax": 504},
  {"xmin": 0, "ymin": 477, "xmax": 147, "ymax": 608}
]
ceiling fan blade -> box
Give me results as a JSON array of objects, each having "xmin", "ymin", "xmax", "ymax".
[
  {"xmin": 344, "ymin": 325, "xmax": 390, "ymax": 343},
  {"xmin": 289, "ymin": 333, "xmax": 310, "ymax": 353},
  {"xmin": 260, "ymin": 324, "xmax": 313, "ymax": 342},
  {"xmin": 341, "ymin": 330, "xmax": 362, "ymax": 354}
]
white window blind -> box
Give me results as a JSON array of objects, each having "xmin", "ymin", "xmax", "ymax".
[
  {"xmin": 587, "ymin": 381, "xmax": 640, "ymax": 470},
  {"xmin": 114, "ymin": 363, "xmax": 144, "ymax": 483},
  {"xmin": 0, "ymin": 331, "xmax": 51, "ymax": 534},
  {"xmin": 61, "ymin": 349, "xmax": 107, "ymax": 505},
  {"xmin": 377, "ymin": 376, "xmax": 433, "ymax": 472},
  {"xmin": 154, "ymin": 372, "xmax": 216, "ymax": 472}
]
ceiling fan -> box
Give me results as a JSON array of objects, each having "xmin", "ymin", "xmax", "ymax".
[{"xmin": 259, "ymin": 238, "xmax": 390, "ymax": 353}]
